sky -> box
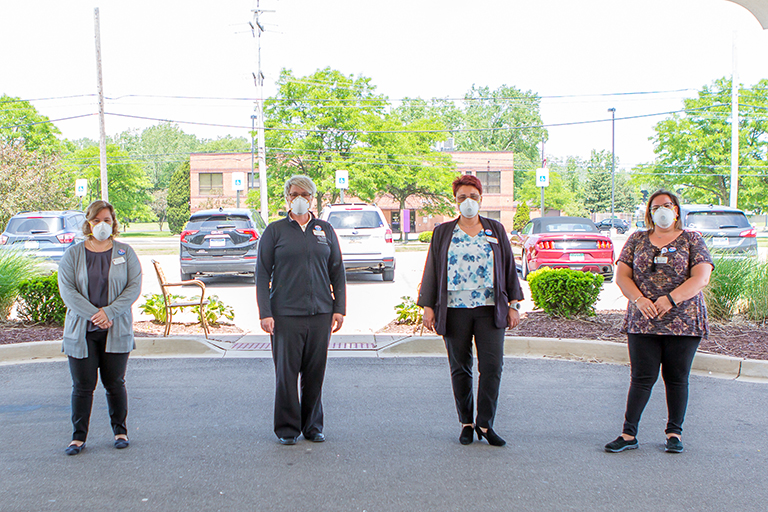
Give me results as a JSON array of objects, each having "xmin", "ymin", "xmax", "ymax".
[{"xmin": 2, "ymin": 0, "xmax": 767, "ymax": 171}]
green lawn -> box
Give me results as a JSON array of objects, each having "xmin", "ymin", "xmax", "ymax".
[{"xmin": 121, "ymin": 222, "xmax": 177, "ymax": 238}]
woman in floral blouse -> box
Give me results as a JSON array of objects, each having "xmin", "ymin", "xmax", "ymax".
[
  {"xmin": 605, "ymin": 189, "xmax": 713, "ymax": 454},
  {"xmin": 418, "ymin": 175, "xmax": 524, "ymax": 447}
]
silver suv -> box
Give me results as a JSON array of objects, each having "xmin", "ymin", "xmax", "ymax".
[
  {"xmin": 0, "ymin": 210, "xmax": 87, "ymax": 264},
  {"xmin": 320, "ymin": 203, "xmax": 396, "ymax": 281},
  {"xmin": 680, "ymin": 205, "xmax": 757, "ymax": 258}
]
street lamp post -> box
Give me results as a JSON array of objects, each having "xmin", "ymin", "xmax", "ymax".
[{"xmin": 608, "ymin": 108, "xmax": 616, "ymax": 226}]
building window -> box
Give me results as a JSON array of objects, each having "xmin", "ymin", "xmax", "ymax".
[
  {"xmin": 476, "ymin": 171, "xmax": 500, "ymax": 194},
  {"xmin": 199, "ymin": 173, "xmax": 223, "ymax": 195},
  {"xmin": 247, "ymin": 172, "xmax": 261, "ymax": 189},
  {"xmin": 480, "ymin": 210, "xmax": 501, "ymax": 221}
]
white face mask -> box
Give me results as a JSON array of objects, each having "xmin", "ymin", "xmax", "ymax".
[
  {"xmin": 91, "ymin": 221, "xmax": 112, "ymax": 241},
  {"xmin": 652, "ymin": 207, "xmax": 676, "ymax": 229},
  {"xmin": 289, "ymin": 196, "xmax": 310, "ymax": 215},
  {"xmin": 458, "ymin": 198, "xmax": 480, "ymax": 218}
]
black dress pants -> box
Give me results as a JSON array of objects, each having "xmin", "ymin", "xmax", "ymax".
[
  {"xmin": 622, "ymin": 333, "xmax": 701, "ymax": 437},
  {"xmin": 271, "ymin": 314, "xmax": 333, "ymax": 439},
  {"xmin": 443, "ymin": 306, "xmax": 505, "ymax": 429},
  {"xmin": 67, "ymin": 331, "xmax": 130, "ymax": 442}
]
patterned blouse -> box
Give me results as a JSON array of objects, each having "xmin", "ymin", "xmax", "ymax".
[
  {"xmin": 446, "ymin": 226, "xmax": 495, "ymax": 308},
  {"xmin": 618, "ymin": 230, "xmax": 714, "ymax": 336}
]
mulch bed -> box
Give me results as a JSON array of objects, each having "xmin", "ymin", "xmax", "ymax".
[{"xmin": 4, "ymin": 312, "xmax": 767, "ymax": 361}]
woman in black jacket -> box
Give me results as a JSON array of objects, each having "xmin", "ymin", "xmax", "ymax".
[{"xmin": 418, "ymin": 175, "xmax": 524, "ymax": 446}]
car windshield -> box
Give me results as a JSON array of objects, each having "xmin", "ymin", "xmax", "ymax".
[
  {"xmin": 686, "ymin": 212, "xmax": 750, "ymax": 230},
  {"xmin": 187, "ymin": 215, "xmax": 252, "ymax": 230},
  {"xmin": 327, "ymin": 211, "xmax": 382, "ymax": 229},
  {"xmin": 541, "ymin": 222, "xmax": 598, "ymax": 233},
  {"xmin": 6, "ymin": 217, "xmax": 63, "ymax": 234}
]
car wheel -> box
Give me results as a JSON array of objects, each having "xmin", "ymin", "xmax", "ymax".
[
  {"xmin": 181, "ymin": 272, "xmax": 192, "ymax": 281},
  {"xmin": 382, "ymin": 268, "xmax": 395, "ymax": 281},
  {"xmin": 521, "ymin": 252, "xmax": 530, "ymax": 280},
  {"xmin": 618, "ymin": 228, "xmax": 626, "ymax": 235}
]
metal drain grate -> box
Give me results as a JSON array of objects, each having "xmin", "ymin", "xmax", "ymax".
[{"xmin": 229, "ymin": 342, "xmax": 376, "ymax": 351}]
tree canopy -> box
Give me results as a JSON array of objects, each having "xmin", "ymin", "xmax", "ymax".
[{"xmin": 0, "ymin": 95, "xmax": 68, "ymax": 155}]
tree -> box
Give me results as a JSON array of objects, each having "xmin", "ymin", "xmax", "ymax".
[
  {"xmin": 0, "ymin": 95, "xmax": 68, "ymax": 155},
  {"xmin": 581, "ymin": 150, "xmax": 637, "ymax": 215},
  {"xmin": 264, "ymin": 67, "xmax": 388, "ymax": 211},
  {"xmin": 639, "ymin": 77, "xmax": 768, "ymax": 209},
  {"xmin": 513, "ymin": 201, "xmax": 530, "ymax": 232},
  {"xmin": 0, "ymin": 142, "xmax": 73, "ymax": 229},
  {"xmin": 198, "ymin": 135, "xmax": 251, "ymax": 153},
  {"xmin": 60, "ymin": 145, "xmax": 152, "ymax": 223},
  {"xmin": 167, "ymin": 160, "xmax": 190, "ymax": 234},
  {"xmin": 150, "ymin": 189, "xmax": 168, "ymax": 231}
]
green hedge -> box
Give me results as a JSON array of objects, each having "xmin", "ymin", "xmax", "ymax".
[
  {"xmin": 17, "ymin": 272, "xmax": 67, "ymax": 326},
  {"xmin": 528, "ymin": 268, "xmax": 604, "ymax": 318},
  {"xmin": 418, "ymin": 231, "xmax": 433, "ymax": 243}
]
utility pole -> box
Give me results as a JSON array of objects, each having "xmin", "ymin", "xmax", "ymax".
[
  {"xmin": 730, "ymin": 31, "xmax": 739, "ymax": 208},
  {"xmin": 94, "ymin": 8, "xmax": 108, "ymax": 201},
  {"xmin": 540, "ymin": 139, "xmax": 545, "ymax": 215},
  {"xmin": 251, "ymin": 2, "xmax": 271, "ymax": 223},
  {"xmin": 608, "ymin": 108, "xmax": 616, "ymax": 222}
]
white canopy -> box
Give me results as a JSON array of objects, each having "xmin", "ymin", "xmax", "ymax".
[{"xmin": 727, "ymin": 0, "xmax": 768, "ymax": 29}]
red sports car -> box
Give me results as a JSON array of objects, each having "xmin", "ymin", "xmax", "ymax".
[{"xmin": 510, "ymin": 216, "xmax": 615, "ymax": 281}]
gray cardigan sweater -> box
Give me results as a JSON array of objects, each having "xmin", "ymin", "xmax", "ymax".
[{"xmin": 58, "ymin": 240, "xmax": 142, "ymax": 358}]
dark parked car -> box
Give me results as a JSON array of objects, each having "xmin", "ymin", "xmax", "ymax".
[
  {"xmin": 680, "ymin": 204, "xmax": 757, "ymax": 258},
  {"xmin": 0, "ymin": 210, "xmax": 87, "ymax": 264},
  {"xmin": 510, "ymin": 216, "xmax": 615, "ymax": 281},
  {"xmin": 179, "ymin": 208, "xmax": 266, "ymax": 281},
  {"xmin": 595, "ymin": 218, "xmax": 630, "ymax": 234}
]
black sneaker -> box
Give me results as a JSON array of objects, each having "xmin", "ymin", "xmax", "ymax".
[
  {"xmin": 665, "ymin": 437, "xmax": 684, "ymax": 453},
  {"xmin": 604, "ymin": 436, "xmax": 638, "ymax": 453}
]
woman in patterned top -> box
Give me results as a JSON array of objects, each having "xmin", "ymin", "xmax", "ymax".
[
  {"xmin": 418, "ymin": 175, "xmax": 524, "ymax": 447},
  {"xmin": 605, "ymin": 189, "xmax": 713, "ymax": 454}
]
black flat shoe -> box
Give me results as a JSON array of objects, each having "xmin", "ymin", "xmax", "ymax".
[
  {"xmin": 305, "ymin": 432, "xmax": 325, "ymax": 443},
  {"xmin": 65, "ymin": 442, "xmax": 85, "ymax": 456},
  {"xmin": 475, "ymin": 426, "xmax": 506, "ymax": 447},
  {"xmin": 459, "ymin": 425, "xmax": 474, "ymax": 445},
  {"xmin": 278, "ymin": 437, "xmax": 298, "ymax": 445},
  {"xmin": 114, "ymin": 438, "xmax": 130, "ymax": 449}
]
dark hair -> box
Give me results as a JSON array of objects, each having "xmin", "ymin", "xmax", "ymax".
[
  {"xmin": 83, "ymin": 200, "xmax": 119, "ymax": 238},
  {"xmin": 644, "ymin": 189, "xmax": 683, "ymax": 232},
  {"xmin": 452, "ymin": 174, "xmax": 482, "ymax": 197}
]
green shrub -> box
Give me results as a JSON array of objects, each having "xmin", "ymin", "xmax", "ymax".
[
  {"xmin": 0, "ymin": 250, "xmax": 41, "ymax": 320},
  {"xmin": 394, "ymin": 295, "xmax": 422, "ymax": 325},
  {"xmin": 528, "ymin": 268, "xmax": 604, "ymax": 318},
  {"xmin": 139, "ymin": 293, "xmax": 235, "ymax": 326},
  {"xmin": 139, "ymin": 293, "xmax": 182, "ymax": 323},
  {"xmin": 16, "ymin": 272, "xmax": 67, "ymax": 325},
  {"xmin": 418, "ymin": 231, "xmax": 433, "ymax": 244},
  {"xmin": 703, "ymin": 257, "xmax": 753, "ymax": 322},
  {"xmin": 743, "ymin": 260, "xmax": 768, "ymax": 324},
  {"xmin": 192, "ymin": 294, "xmax": 234, "ymax": 326},
  {"xmin": 513, "ymin": 202, "xmax": 530, "ymax": 232}
]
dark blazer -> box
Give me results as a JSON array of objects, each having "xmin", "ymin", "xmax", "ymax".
[{"xmin": 417, "ymin": 216, "xmax": 524, "ymax": 335}]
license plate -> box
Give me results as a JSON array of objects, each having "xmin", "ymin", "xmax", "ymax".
[
  {"xmin": 570, "ymin": 253, "xmax": 585, "ymax": 261},
  {"xmin": 24, "ymin": 240, "xmax": 40, "ymax": 249},
  {"xmin": 209, "ymin": 239, "xmax": 226, "ymax": 248},
  {"xmin": 712, "ymin": 237, "xmax": 729, "ymax": 247}
]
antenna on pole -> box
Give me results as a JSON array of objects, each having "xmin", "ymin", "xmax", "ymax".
[
  {"xmin": 94, "ymin": 7, "xmax": 108, "ymax": 201},
  {"xmin": 251, "ymin": 1, "xmax": 271, "ymax": 224}
]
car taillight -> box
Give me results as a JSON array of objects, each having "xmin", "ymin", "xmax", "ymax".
[
  {"xmin": 596, "ymin": 240, "xmax": 613, "ymax": 249},
  {"xmin": 537, "ymin": 241, "xmax": 554, "ymax": 250},
  {"xmin": 740, "ymin": 228, "xmax": 757, "ymax": 238},
  {"xmin": 385, "ymin": 228, "xmax": 393, "ymax": 243},
  {"xmin": 180, "ymin": 229, "xmax": 199, "ymax": 243},
  {"xmin": 0, "ymin": 234, "xmax": 6, "ymax": 245},
  {"xmin": 57, "ymin": 232, "xmax": 76, "ymax": 244},
  {"xmin": 236, "ymin": 228, "xmax": 259, "ymax": 242}
]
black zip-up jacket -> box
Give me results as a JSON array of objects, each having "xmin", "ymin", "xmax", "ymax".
[
  {"xmin": 257, "ymin": 213, "xmax": 346, "ymax": 318},
  {"xmin": 417, "ymin": 216, "xmax": 524, "ymax": 335}
]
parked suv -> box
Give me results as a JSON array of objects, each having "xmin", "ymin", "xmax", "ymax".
[
  {"xmin": 680, "ymin": 204, "xmax": 757, "ymax": 258},
  {"xmin": 179, "ymin": 208, "xmax": 266, "ymax": 281},
  {"xmin": 0, "ymin": 210, "xmax": 87, "ymax": 264},
  {"xmin": 320, "ymin": 203, "xmax": 396, "ymax": 281},
  {"xmin": 595, "ymin": 218, "xmax": 629, "ymax": 234}
]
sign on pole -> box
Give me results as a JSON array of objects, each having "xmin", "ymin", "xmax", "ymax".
[
  {"xmin": 335, "ymin": 170, "xmax": 349, "ymax": 189},
  {"xmin": 75, "ymin": 179, "xmax": 88, "ymax": 197},
  {"xmin": 536, "ymin": 168, "xmax": 550, "ymax": 187},
  {"xmin": 232, "ymin": 172, "xmax": 245, "ymax": 191}
]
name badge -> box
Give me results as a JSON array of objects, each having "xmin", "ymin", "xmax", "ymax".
[
  {"xmin": 112, "ymin": 256, "xmax": 126, "ymax": 265},
  {"xmin": 487, "ymin": 236, "xmax": 498, "ymax": 244},
  {"xmin": 654, "ymin": 256, "xmax": 668, "ymax": 265},
  {"xmin": 313, "ymin": 230, "xmax": 326, "ymax": 237}
]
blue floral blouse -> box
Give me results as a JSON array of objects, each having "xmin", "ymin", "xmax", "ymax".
[{"xmin": 446, "ymin": 226, "xmax": 495, "ymax": 308}]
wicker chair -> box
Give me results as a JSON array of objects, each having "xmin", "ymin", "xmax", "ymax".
[{"xmin": 150, "ymin": 259, "xmax": 210, "ymax": 339}]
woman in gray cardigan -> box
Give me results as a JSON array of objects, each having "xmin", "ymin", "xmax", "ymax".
[{"xmin": 57, "ymin": 200, "xmax": 142, "ymax": 455}]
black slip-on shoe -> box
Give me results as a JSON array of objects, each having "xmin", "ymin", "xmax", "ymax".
[
  {"xmin": 278, "ymin": 437, "xmax": 298, "ymax": 445},
  {"xmin": 114, "ymin": 438, "xmax": 130, "ymax": 449},
  {"xmin": 665, "ymin": 437, "xmax": 684, "ymax": 453},
  {"xmin": 305, "ymin": 432, "xmax": 325, "ymax": 443},
  {"xmin": 65, "ymin": 442, "xmax": 85, "ymax": 456},
  {"xmin": 604, "ymin": 436, "xmax": 638, "ymax": 453},
  {"xmin": 459, "ymin": 425, "xmax": 474, "ymax": 445},
  {"xmin": 475, "ymin": 426, "xmax": 506, "ymax": 447}
]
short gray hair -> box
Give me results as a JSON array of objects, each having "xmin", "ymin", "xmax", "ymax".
[{"xmin": 283, "ymin": 175, "xmax": 317, "ymax": 199}]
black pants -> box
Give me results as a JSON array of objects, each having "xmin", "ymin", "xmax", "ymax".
[
  {"xmin": 622, "ymin": 333, "xmax": 700, "ymax": 437},
  {"xmin": 271, "ymin": 314, "xmax": 333, "ymax": 439},
  {"xmin": 68, "ymin": 331, "xmax": 130, "ymax": 442},
  {"xmin": 443, "ymin": 306, "xmax": 505, "ymax": 429}
]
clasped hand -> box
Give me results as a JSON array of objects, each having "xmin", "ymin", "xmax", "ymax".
[
  {"xmin": 90, "ymin": 308, "xmax": 112, "ymax": 329},
  {"xmin": 636, "ymin": 296, "xmax": 674, "ymax": 320}
]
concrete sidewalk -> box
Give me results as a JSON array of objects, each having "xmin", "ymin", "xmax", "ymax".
[{"xmin": 2, "ymin": 333, "xmax": 767, "ymax": 382}]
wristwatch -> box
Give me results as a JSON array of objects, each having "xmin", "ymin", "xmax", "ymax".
[{"xmin": 510, "ymin": 302, "xmax": 522, "ymax": 311}]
